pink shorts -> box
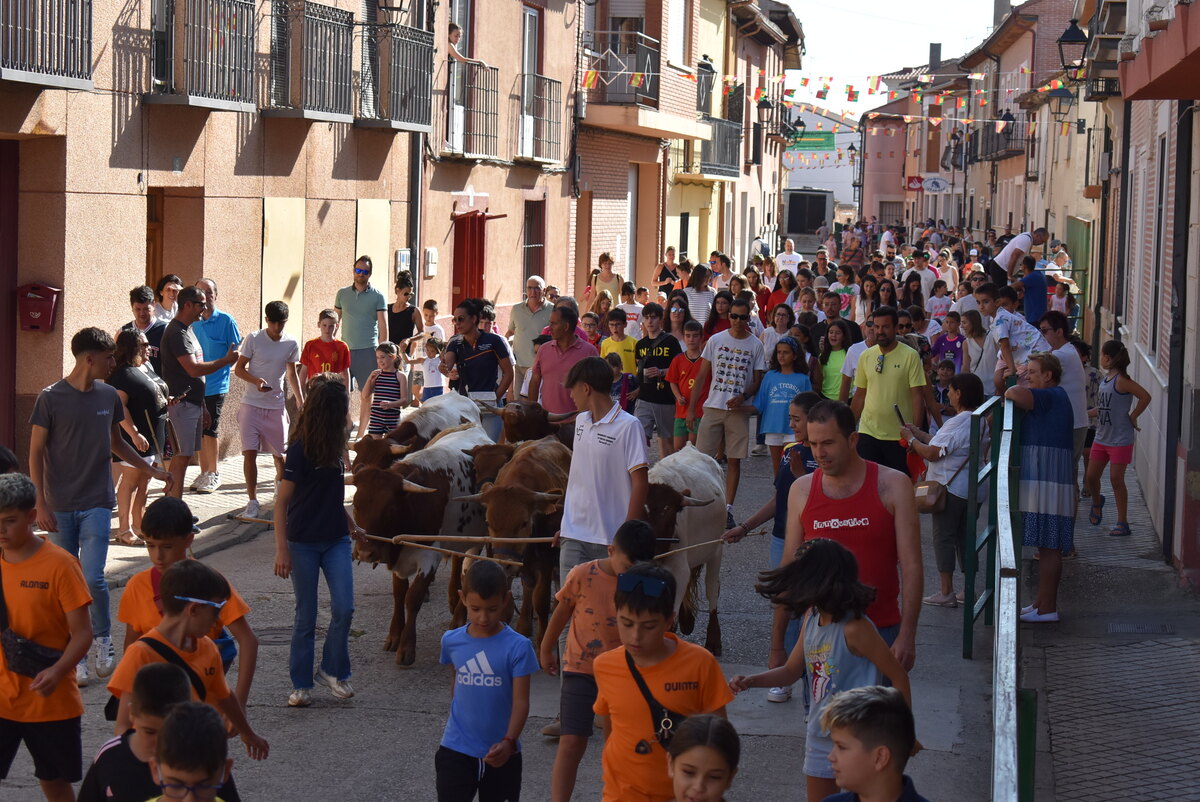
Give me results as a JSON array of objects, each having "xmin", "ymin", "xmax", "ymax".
[
  {"xmin": 1089, "ymin": 442, "xmax": 1133, "ymax": 465},
  {"xmin": 237, "ymin": 405, "xmax": 288, "ymax": 456}
]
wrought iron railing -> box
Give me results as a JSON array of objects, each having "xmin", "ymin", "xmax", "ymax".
[
  {"xmin": 517, "ymin": 72, "xmax": 561, "ymax": 162},
  {"xmin": 978, "ymin": 124, "xmax": 1028, "ymax": 161},
  {"xmin": 700, "ymin": 115, "xmax": 741, "ymax": 177},
  {"xmin": 360, "ymin": 22, "xmax": 433, "ymax": 128},
  {"xmin": 0, "ymin": 0, "xmax": 93, "ymax": 87},
  {"xmin": 1084, "ymin": 76, "xmax": 1120, "ymax": 101},
  {"xmin": 581, "ymin": 29, "xmax": 660, "ymax": 107},
  {"xmin": 152, "ymin": 0, "xmax": 254, "ymax": 106},
  {"xmin": 270, "ymin": 0, "xmax": 353, "ymax": 118},
  {"xmin": 445, "ymin": 60, "xmax": 498, "ymax": 157}
]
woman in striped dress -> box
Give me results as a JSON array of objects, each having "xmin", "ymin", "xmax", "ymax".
[
  {"xmin": 360, "ymin": 341, "xmax": 411, "ymax": 437},
  {"xmin": 1004, "ymin": 352, "xmax": 1075, "ymax": 623}
]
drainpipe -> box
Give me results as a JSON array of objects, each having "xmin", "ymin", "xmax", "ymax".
[
  {"xmin": 986, "ymin": 51, "xmax": 1001, "ymax": 223},
  {"xmin": 408, "ymin": 1, "xmax": 429, "ymax": 298},
  {"xmin": 1160, "ymin": 99, "xmax": 1193, "ymax": 566},
  {"xmin": 1113, "ymin": 100, "xmax": 1132, "ymax": 339},
  {"xmin": 1092, "ymin": 124, "xmax": 1110, "ymax": 355}
]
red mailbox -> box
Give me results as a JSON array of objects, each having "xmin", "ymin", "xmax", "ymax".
[{"xmin": 18, "ymin": 284, "xmax": 62, "ymax": 332}]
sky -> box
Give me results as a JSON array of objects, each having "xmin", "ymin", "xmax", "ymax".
[{"xmin": 780, "ymin": 0, "xmax": 1001, "ymax": 118}]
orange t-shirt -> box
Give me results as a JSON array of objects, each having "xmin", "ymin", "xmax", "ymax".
[
  {"xmin": 593, "ymin": 635, "xmax": 734, "ymax": 802},
  {"xmin": 107, "ymin": 628, "xmax": 230, "ymax": 704},
  {"xmin": 665, "ymin": 352, "xmax": 709, "ymax": 419},
  {"xmin": 556, "ymin": 560, "xmax": 620, "ymax": 675},
  {"xmin": 0, "ymin": 540, "xmax": 92, "ymax": 722},
  {"xmin": 300, "ymin": 337, "xmax": 352, "ymax": 378},
  {"xmin": 117, "ymin": 567, "xmax": 249, "ymax": 642}
]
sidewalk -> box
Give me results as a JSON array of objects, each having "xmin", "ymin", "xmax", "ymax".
[{"xmin": 1027, "ymin": 469, "xmax": 1200, "ymax": 801}]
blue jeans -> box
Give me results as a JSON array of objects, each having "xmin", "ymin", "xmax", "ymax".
[
  {"xmin": 288, "ymin": 537, "xmax": 355, "ymax": 689},
  {"xmin": 50, "ymin": 508, "xmax": 111, "ymax": 638},
  {"xmin": 768, "ymin": 536, "xmax": 802, "ymax": 653}
]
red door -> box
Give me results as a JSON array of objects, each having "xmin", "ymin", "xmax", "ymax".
[
  {"xmin": 0, "ymin": 142, "xmax": 17, "ymax": 450},
  {"xmin": 451, "ymin": 209, "xmax": 506, "ymax": 308}
]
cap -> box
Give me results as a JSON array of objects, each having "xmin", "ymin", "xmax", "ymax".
[
  {"xmin": 969, "ymin": 248, "xmax": 979, "ymax": 255},
  {"xmin": 813, "ymin": 276, "xmax": 830, "ymax": 288}
]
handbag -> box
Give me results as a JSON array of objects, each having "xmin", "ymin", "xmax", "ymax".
[
  {"xmin": 914, "ymin": 457, "xmax": 968, "ymax": 515},
  {"xmin": 625, "ymin": 651, "xmax": 687, "ymax": 749},
  {"xmin": 0, "ymin": 559, "xmax": 65, "ymax": 679}
]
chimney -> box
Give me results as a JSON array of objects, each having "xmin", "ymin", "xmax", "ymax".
[
  {"xmin": 928, "ymin": 43, "xmax": 942, "ymax": 68},
  {"xmin": 994, "ymin": 0, "xmax": 1011, "ymax": 26}
]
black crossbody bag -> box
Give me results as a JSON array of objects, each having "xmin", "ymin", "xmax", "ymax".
[
  {"xmin": 103, "ymin": 637, "xmax": 207, "ymax": 721},
  {"xmin": 0, "ymin": 559, "xmax": 64, "ymax": 678},
  {"xmin": 625, "ymin": 651, "xmax": 687, "ymax": 749}
]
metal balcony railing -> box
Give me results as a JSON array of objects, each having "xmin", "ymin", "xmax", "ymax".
[
  {"xmin": 149, "ymin": 0, "xmax": 255, "ymax": 110},
  {"xmin": 268, "ymin": 0, "xmax": 353, "ymax": 122},
  {"xmin": 581, "ymin": 29, "xmax": 660, "ymax": 108},
  {"xmin": 978, "ymin": 125, "xmax": 1028, "ymax": 161},
  {"xmin": 359, "ymin": 22, "xmax": 433, "ymax": 130},
  {"xmin": 700, "ymin": 115, "xmax": 741, "ymax": 177},
  {"xmin": 1084, "ymin": 76, "xmax": 1121, "ymax": 101},
  {"xmin": 517, "ymin": 72, "xmax": 562, "ymax": 162},
  {"xmin": 0, "ymin": 0, "xmax": 93, "ymax": 89},
  {"xmin": 445, "ymin": 60, "xmax": 498, "ymax": 158}
]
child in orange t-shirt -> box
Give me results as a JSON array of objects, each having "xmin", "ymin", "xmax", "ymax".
[
  {"xmin": 107, "ymin": 560, "xmax": 268, "ymax": 763},
  {"xmin": 592, "ymin": 562, "xmax": 733, "ymax": 802},
  {"xmin": 0, "ymin": 473, "xmax": 93, "ymax": 798},
  {"xmin": 118, "ymin": 497, "xmax": 257, "ymax": 709},
  {"xmin": 539, "ymin": 521, "xmax": 657, "ymax": 802},
  {"xmin": 298, "ymin": 308, "xmax": 352, "ymax": 390}
]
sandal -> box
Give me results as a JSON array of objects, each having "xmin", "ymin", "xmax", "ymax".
[
  {"xmin": 113, "ymin": 529, "xmax": 146, "ymax": 547},
  {"xmin": 1109, "ymin": 522, "xmax": 1131, "ymax": 537},
  {"xmin": 1088, "ymin": 495, "xmax": 1106, "ymax": 526}
]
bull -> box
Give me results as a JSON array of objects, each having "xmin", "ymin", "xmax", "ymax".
[
  {"xmin": 350, "ymin": 425, "xmax": 492, "ymax": 666},
  {"xmin": 476, "ymin": 399, "xmax": 577, "ymax": 446},
  {"xmin": 350, "ymin": 392, "xmax": 483, "ymax": 471},
  {"xmin": 643, "ymin": 444, "xmax": 725, "ymax": 655},
  {"xmin": 457, "ymin": 436, "xmax": 571, "ymax": 644}
]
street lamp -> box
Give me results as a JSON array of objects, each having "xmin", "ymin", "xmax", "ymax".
[
  {"xmin": 756, "ymin": 97, "xmax": 774, "ymax": 124},
  {"xmin": 1048, "ymin": 86, "xmax": 1075, "ymax": 122},
  {"xmin": 847, "ymin": 143, "xmax": 857, "ymax": 164},
  {"xmin": 1057, "ymin": 19, "xmax": 1088, "ymax": 75}
]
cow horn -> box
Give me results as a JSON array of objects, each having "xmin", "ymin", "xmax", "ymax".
[
  {"xmin": 389, "ymin": 444, "xmax": 412, "ymax": 456},
  {"xmin": 402, "ymin": 479, "xmax": 437, "ymax": 494},
  {"xmin": 476, "ymin": 401, "xmax": 504, "ymax": 415},
  {"xmin": 455, "ymin": 493, "xmax": 485, "ymax": 504},
  {"xmin": 681, "ymin": 495, "xmax": 713, "ymax": 507},
  {"xmin": 530, "ymin": 490, "xmax": 565, "ymax": 503},
  {"xmin": 546, "ymin": 410, "xmax": 579, "ymax": 422}
]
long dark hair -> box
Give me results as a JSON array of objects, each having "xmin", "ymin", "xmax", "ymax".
[
  {"xmin": 878, "ymin": 279, "xmax": 898, "ymax": 306},
  {"xmin": 774, "ymin": 270, "xmax": 797, "ymax": 295},
  {"xmin": 861, "ymin": 275, "xmax": 880, "ymax": 315},
  {"xmin": 900, "ymin": 274, "xmax": 924, "ymax": 309},
  {"xmin": 769, "ymin": 336, "xmax": 801, "ymax": 372},
  {"xmin": 819, "ymin": 319, "xmax": 852, "ymax": 364},
  {"xmin": 114, "ymin": 328, "xmax": 145, "ymax": 368},
  {"xmin": 667, "ymin": 714, "xmax": 741, "ymax": 772},
  {"xmin": 292, "ymin": 376, "xmax": 349, "ymax": 468},
  {"xmin": 666, "ymin": 291, "xmax": 694, "ymax": 334},
  {"xmin": 703, "ymin": 290, "xmax": 734, "ymax": 339},
  {"xmin": 755, "ymin": 538, "xmax": 875, "ymax": 622},
  {"xmin": 1101, "ymin": 339, "xmax": 1131, "ymax": 377},
  {"xmin": 688, "ymin": 264, "xmax": 712, "ymax": 291}
]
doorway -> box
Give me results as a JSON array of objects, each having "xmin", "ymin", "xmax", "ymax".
[{"xmin": 0, "ymin": 142, "xmax": 17, "ymax": 449}]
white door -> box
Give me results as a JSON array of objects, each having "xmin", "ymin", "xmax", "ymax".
[
  {"xmin": 519, "ymin": 7, "xmax": 539, "ymax": 157},
  {"xmin": 626, "ymin": 165, "xmax": 638, "ymax": 274}
]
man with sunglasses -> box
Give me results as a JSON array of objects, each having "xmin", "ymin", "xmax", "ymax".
[
  {"xmin": 334, "ymin": 256, "xmax": 388, "ymax": 392},
  {"xmin": 849, "ymin": 307, "xmax": 930, "ymax": 475}
]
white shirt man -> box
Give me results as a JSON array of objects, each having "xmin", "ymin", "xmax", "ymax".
[
  {"xmin": 776, "ymin": 239, "xmax": 802, "ymax": 276},
  {"xmin": 988, "ymin": 228, "xmax": 1049, "ymax": 284}
]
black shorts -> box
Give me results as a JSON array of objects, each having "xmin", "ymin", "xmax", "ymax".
[
  {"xmin": 856, "ymin": 433, "xmax": 908, "ymax": 475},
  {"xmin": 203, "ymin": 393, "xmax": 226, "ymax": 438},
  {"xmin": 559, "ymin": 672, "xmax": 598, "ymax": 737},
  {"xmin": 1084, "ymin": 428, "xmax": 1096, "ymax": 449},
  {"xmin": 435, "ymin": 745, "xmax": 522, "ymax": 802},
  {"xmin": 0, "ymin": 715, "xmax": 82, "ymax": 783}
]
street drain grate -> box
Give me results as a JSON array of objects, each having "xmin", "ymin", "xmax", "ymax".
[
  {"xmin": 255, "ymin": 626, "xmax": 295, "ymax": 645},
  {"xmin": 1107, "ymin": 623, "xmax": 1175, "ymax": 635}
]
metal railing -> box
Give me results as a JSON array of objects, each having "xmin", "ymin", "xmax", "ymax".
[
  {"xmin": 0, "ymin": 0, "xmax": 93, "ymax": 87},
  {"xmin": 269, "ymin": 0, "xmax": 353, "ymax": 118},
  {"xmin": 517, "ymin": 72, "xmax": 562, "ymax": 162},
  {"xmin": 152, "ymin": 0, "xmax": 255, "ymax": 105},
  {"xmin": 700, "ymin": 115, "xmax": 741, "ymax": 177},
  {"xmin": 581, "ymin": 29, "xmax": 660, "ymax": 107},
  {"xmin": 1085, "ymin": 76, "xmax": 1121, "ymax": 101},
  {"xmin": 446, "ymin": 60, "xmax": 498, "ymax": 157},
  {"xmin": 360, "ymin": 22, "xmax": 433, "ymax": 128},
  {"xmin": 962, "ymin": 394, "xmax": 1003, "ymax": 658},
  {"xmin": 978, "ymin": 125, "xmax": 1028, "ymax": 161}
]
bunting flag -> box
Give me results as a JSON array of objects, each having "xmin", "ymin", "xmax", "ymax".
[
  {"xmin": 816, "ymin": 88, "xmax": 827, "ymax": 99},
  {"xmin": 683, "ymin": 72, "xmax": 697, "ymax": 83},
  {"xmin": 723, "ymin": 84, "xmax": 732, "ymax": 95},
  {"xmin": 996, "ymin": 120, "xmax": 1008, "ymax": 133},
  {"xmin": 753, "ymin": 86, "xmax": 765, "ymax": 102},
  {"xmin": 1060, "ymin": 121, "xmax": 1071, "ymax": 135},
  {"xmin": 918, "ymin": 74, "xmax": 933, "ymax": 83},
  {"xmin": 758, "ymin": 68, "xmax": 766, "ymax": 77},
  {"xmin": 929, "ymin": 117, "xmax": 942, "ymax": 127},
  {"xmin": 956, "ymin": 97, "xmax": 965, "ymax": 109},
  {"xmin": 979, "ymin": 98, "xmax": 989, "ymax": 107},
  {"xmin": 1019, "ymin": 66, "xmax": 1032, "ymax": 74},
  {"xmin": 902, "ymin": 115, "xmax": 913, "ymax": 123},
  {"xmin": 801, "ymin": 77, "xmax": 809, "ymax": 87},
  {"xmin": 1029, "ymin": 120, "xmax": 1037, "ymax": 137},
  {"xmin": 582, "ymin": 70, "xmax": 599, "ymax": 89},
  {"xmin": 968, "ymin": 72, "xmax": 986, "ymax": 80},
  {"xmin": 847, "ymin": 90, "xmax": 859, "ymax": 102},
  {"xmin": 629, "ymin": 72, "xmax": 644, "ymax": 87},
  {"xmin": 869, "ymin": 76, "xmax": 881, "ymax": 92},
  {"xmin": 888, "ymin": 91, "xmax": 898, "ymax": 100}
]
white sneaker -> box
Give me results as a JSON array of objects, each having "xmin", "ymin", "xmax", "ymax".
[
  {"xmin": 207, "ymin": 472, "xmax": 222, "ymax": 492},
  {"xmin": 93, "ymin": 636, "xmax": 116, "ymax": 678},
  {"xmin": 190, "ymin": 471, "xmax": 207, "ymax": 491},
  {"xmin": 75, "ymin": 660, "xmax": 89, "ymax": 687},
  {"xmin": 316, "ymin": 668, "xmax": 355, "ymax": 699},
  {"xmin": 194, "ymin": 472, "xmax": 219, "ymax": 494},
  {"xmin": 767, "ymin": 685, "xmax": 793, "ymax": 703},
  {"xmin": 242, "ymin": 500, "xmax": 261, "ymax": 520},
  {"xmin": 751, "ymin": 444, "xmax": 769, "ymax": 456},
  {"xmin": 288, "ymin": 688, "xmax": 312, "ymax": 707}
]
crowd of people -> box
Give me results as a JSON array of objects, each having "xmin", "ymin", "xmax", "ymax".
[{"xmin": 0, "ymin": 217, "xmax": 1150, "ymax": 802}]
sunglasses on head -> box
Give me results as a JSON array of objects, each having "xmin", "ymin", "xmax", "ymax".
[
  {"xmin": 175, "ymin": 595, "xmax": 228, "ymax": 611},
  {"xmin": 617, "ymin": 573, "xmax": 669, "ymax": 598}
]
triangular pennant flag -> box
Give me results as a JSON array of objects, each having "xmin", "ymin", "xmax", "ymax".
[
  {"xmin": 968, "ymin": 72, "xmax": 985, "ymax": 80},
  {"xmin": 753, "ymin": 86, "xmax": 765, "ymax": 102},
  {"xmin": 683, "ymin": 72, "xmax": 697, "ymax": 83},
  {"xmin": 1029, "ymin": 120, "xmax": 1037, "ymax": 137},
  {"xmin": 929, "ymin": 117, "xmax": 942, "ymax": 127},
  {"xmin": 996, "ymin": 120, "xmax": 1008, "ymax": 132},
  {"xmin": 888, "ymin": 91, "xmax": 898, "ymax": 100},
  {"xmin": 1060, "ymin": 121, "xmax": 1071, "ymax": 135},
  {"xmin": 902, "ymin": 115, "xmax": 913, "ymax": 123},
  {"xmin": 867, "ymin": 112, "xmax": 880, "ymax": 119},
  {"xmin": 1020, "ymin": 66, "xmax": 1032, "ymax": 74}
]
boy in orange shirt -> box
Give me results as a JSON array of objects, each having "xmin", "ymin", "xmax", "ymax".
[
  {"xmin": 0, "ymin": 473, "xmax": 92, "ymax": 802},
  {"xmin": 666, "ymin": 320, "xmax": 708, "ymax": 451},
  {"xmin": 539, "ymin": 521, "xmax": 656, "ymax": 802},
  {"xmin": 117, "ymin": 497, "xmax": 257, "ymax": 709},
  {"xmin": 592, "ymin": 561, "xmax": 733, "ymax": 802},
  {"xmin": 107, "ymin": 559, "xmax": 269, "ymax": 762},
  {"xmin": 298, "ymin": 308, "xmax": 352, "ymax": 391}
]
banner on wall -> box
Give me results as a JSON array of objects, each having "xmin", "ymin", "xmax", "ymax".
[{"xmin": 787, "ymin": 132, "xmax": 836, "ymax": 151}]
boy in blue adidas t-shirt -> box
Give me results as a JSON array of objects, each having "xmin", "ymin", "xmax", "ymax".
[{"xmin": 437, "ymin": 560, "xmax": 540, "ymax": 801}]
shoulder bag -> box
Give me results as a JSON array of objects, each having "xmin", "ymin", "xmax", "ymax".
[
  {"xmin": 103, "ymin": 635, "xmax": 207, "ymax": 721},
  {"xmin": 914, "ymin": 455, "xmax": 968, "ymax": 515},
  {"xmin": 625, "ymin": 651, "xmax": 687, "ymax": 749},
  {"xmin": 0, "ymin": 557, "xmax": 65, "ymax": 679}
]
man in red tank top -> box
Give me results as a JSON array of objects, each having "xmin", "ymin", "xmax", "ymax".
[{"xmin": 771, "ymin": 400, "xmax": 923, "ymax": 671}]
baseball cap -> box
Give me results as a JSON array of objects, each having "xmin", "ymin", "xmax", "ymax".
[
  {"xmin": 813, "ymin": 276, "xmax": 830, "ymax": 288},
  {"xmin": 969, "ymin": 248, "xmax": 979, "ymax": 256}
]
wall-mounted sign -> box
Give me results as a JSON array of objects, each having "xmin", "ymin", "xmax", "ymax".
[
  {"xmin": 904, "ymin": 175, "xmax": 924, "ymax": 191},
  {"xmin": 923, "ymin": 176, "xmax": 950, "ymax": 193}
]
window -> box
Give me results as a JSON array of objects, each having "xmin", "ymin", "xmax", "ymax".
[{"xmin": 667, "ymin": 0, "xmax": 691, "ymax": 65}]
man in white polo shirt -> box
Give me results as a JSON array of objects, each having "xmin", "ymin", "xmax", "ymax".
[
  {"xmin": 776, "ymin": 238, "xmax": 802, "ymax": 276},
  {"xmin": 558, "ymin": 355, "xmax": 649, "ymax": 582}
]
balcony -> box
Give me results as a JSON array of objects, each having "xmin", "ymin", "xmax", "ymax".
[
  {"xmin": 444, "ymin": 60, "xmax": 498, "ymax": 158},
  {"xmin": 977, "ymin": 125, "xmax": 1027, "ymax": 161},
  {"xmin": 516, "ymin": 72, "xmax": 562, "ymax": 163},
  {"xmin": 146, "ymin": 0, "xmax": 255, "ymax": 112},
  {"xmin": 265, "ymin": 0, "xmax": 353, "ymax": 123},
  {"xmin": 579, "ymin": 29, "xmax": 709, "ymax": 141},
  {"xmin": 1084, "ymin": 75, "xmax": 1122, "ymax": 101},
  {"xmin": 357, "ymin": 23, "xmax": 434, "ymax": 132},
  {"xmin": 699, "ymin": 116, "xmax": 741, "ymax": 178},
  {"xmin": 0, "ymin": 0, "xmax": 93, "ymax": 90}
]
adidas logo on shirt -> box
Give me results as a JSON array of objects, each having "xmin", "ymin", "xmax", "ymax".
[{"xmin": 457, "ymin": 650, "xmax": 503, "ymax": 687}]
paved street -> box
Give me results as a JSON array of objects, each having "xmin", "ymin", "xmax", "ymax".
[{"xmin": 4, "ymin": 452, "xmax": 998, "ymax": 800}]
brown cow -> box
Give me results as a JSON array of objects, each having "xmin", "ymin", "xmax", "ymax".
[
  {"xmin": 351, "ymin": 426, "xmax": 491, "ymax": 665},
  {"xmin": 477, "ymin": 399, "xmax": 577, "ymax": 446},
  {"xmin": 462, "ymin": 442, "xmax": 517, "ymax": 487},
  {"xmin": 457, "ymin": 436, "xmax": 570, "ymax": 644}
]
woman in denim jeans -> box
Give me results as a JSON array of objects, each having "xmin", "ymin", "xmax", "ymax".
[{"xmin": 273, "ymin": 375, "xmax": 362, "ymax": 707}]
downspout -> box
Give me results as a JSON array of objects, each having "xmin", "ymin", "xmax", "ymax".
[
  {"xmin": 986, "ymin": 51, "xmax": 1001, "ymax": 227},
  {"xmin": 408, "ymin": 0, "xmax": 430, "ymax": 299},
  {"xmin": 1113, "ymin": 99, "xmax": 1132, "ymax": 338},
  {"xmin": 1091, "ymin": 123, "xmax": 1110, "ymax": 355},
  {"xmin": 1160, "ymin": 99, "xmax": 1193, "ymax": 566}
]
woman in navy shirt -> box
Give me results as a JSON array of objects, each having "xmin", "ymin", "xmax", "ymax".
[{"xmin": 440, "ymin": 298, "xmax": 513, "ymax": 440}]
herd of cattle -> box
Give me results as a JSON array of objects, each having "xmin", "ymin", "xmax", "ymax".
[{"xmin": 344, "ymin": 392, "xmax": 728, "ymax": 667}]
